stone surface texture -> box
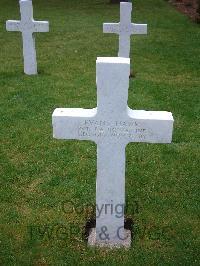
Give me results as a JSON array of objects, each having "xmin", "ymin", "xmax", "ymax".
[{"xmin": 88, "ymin": 228, "xmax": 131, "ymax": 248}]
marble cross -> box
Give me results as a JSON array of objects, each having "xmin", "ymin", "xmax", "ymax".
[
  {"xmin": 103, "ymin": 2, "xmax": 147, "ymax": 58},
  {"xmin": 6, "ymin": 0, "xmax": 49, "ymax": 75},
  {"xmin": 52, "ymin": 57, "xmax": 174, "ymax": 247}
]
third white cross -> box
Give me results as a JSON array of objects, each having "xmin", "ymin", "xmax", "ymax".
[{"xmin": 103, "ymin": 2, "xmax": 147, "ymax": 58}]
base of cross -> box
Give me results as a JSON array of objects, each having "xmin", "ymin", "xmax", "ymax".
[{"xmin": 88, "ymin": 228, "xmax": 131, "ymax": 249}]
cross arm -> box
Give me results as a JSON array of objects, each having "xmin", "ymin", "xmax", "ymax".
[
  {"xmin": 131, "ymin": 23, "xmax": 147, "ymax": 35},
  {"xmin": 52, "ymin": 108, "xmax": 97, "ymax": 141},
  {"xmin": 103, "ymin": 23, "xmax": 119, "ymax": 34},
  {"xmin": 128, "ymin": 109, "xmax": 174, "ymax": 144},
  {"xmin": 33, "ymin": 21, "xmax": 49, "ymax": 32},
  {"xmin": 6, "ymin": 20, "xmax": 21, "ymax": 32}
]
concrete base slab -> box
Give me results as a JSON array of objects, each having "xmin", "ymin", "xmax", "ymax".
[{"xmin": 88, "ymin": 228, "xmax": 131, "ymax": 249}]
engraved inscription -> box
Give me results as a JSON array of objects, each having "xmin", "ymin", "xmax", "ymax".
[
  {"xmin": 78, "ymin": 120, "xmax": 147, "ymax": 140},
  {"xmin": 21, "ymin": 22, "xmax": 34, "ymax": 32},
  {"xmin": 119, "ymin": 25, "xmax": 131, "ymax": 33},
  {"xmin": 105, "ymin": 25, "xmax": 119, "ymax": 34}
]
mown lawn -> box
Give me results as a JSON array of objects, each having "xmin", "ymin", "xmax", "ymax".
[{"xmin": 0, "ymin": 0, "xmax": 199, "ymax": 265}]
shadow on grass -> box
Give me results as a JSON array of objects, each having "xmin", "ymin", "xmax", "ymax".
[
  {"xmin": 0, "ymin": 71, "xmax": 24, "ymax": 79},
  {"xmin": 0, "ymin": 69, "xmax": 52, "ymax": 78}
]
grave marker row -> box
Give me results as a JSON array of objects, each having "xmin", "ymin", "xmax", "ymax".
[
  {"xmin": 51, "ymin": 1, "xmax": 174, "ymax": 248},
  {"xmin": 6, "ymin": 1, "xmax": 147, "ymax": 74},
  {"xmin": 6, "ymin": 0, "xmax": 174, "ymax": 248}
]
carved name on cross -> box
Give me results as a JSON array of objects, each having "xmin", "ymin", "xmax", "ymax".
[
  {"xmin": 6, "ymin": 0, "xmax": 49, "ymax": 75},
  {"xmin": 52, "ymin": 57, "xmax": 174, "ymax": 247}
]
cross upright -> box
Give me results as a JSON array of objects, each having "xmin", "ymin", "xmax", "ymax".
[
  {"xmin": 103, "ymin": 2, "xmax": 147, "ymax": 58},
  {"xmin": 52, "ymin": 57, "xmax": 174, "ymax": 247},
  {"xmin": 6, "ymin": 0, "xmax": 49, "ymax": 75}
]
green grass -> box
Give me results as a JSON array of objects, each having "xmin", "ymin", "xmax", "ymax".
[{"xmin": 0, "ymin": 0, "xmax": 199, "ymax": 265}]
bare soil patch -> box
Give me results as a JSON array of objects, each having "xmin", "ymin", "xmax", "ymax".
[{"xmin": 169, "ymin": 0, "xmax": 200, "ymax": 22}]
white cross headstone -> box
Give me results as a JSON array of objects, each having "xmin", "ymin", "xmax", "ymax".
[
  {"xmin": 6, "ymin": 0, "xmax": 49, "ymax": 75},
  {"xmin": 103, "ymin": 2, "xmax": 147, "ymax": 58},
  {"xmin": 52, "ymin": 57, "xmax": 174, "ymax": 247}
]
